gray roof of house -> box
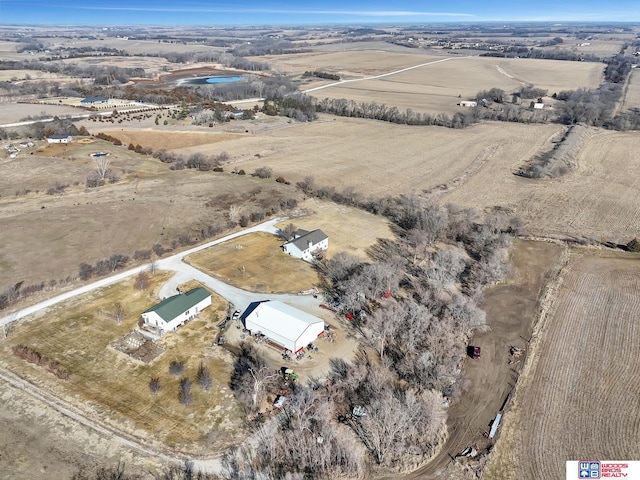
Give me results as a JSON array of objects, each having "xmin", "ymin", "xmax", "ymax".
[
  {"xmin": 47, "ymin": 134, "xmax": 72, "ymax": 139},
  {"xmin": 286, "ymin": 229, "xmax": 328, "ymax": 251},
  {"xmin": 143, "ymin": 288, "xmax": 210, "ymax": 322}
]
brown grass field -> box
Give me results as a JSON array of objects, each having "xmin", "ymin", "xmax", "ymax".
[
  {"xmin": 278, "ymin": 198, "xmax": 395, "ymax": 259},
  {"xmin": 0, "ymin": 138, "xmax": 303, "ymax": 288},
  {"xmin": 484, "ymin": 251, "xmax": 640, "ymax": 480},
  {"xmin": 1, "ymin": 273, "xmax": 242, "ymax": 446},
  {"xmin": 186, "ymin": 232, "xmax": 320, "ymax": 293},
  {"xmin": 0, "ymin": 273, "xmax": 244, "ymax": 451}
]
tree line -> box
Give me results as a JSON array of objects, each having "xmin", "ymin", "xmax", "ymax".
[{"xmin": 224, "ymin": 195, "xmax": 518, "ymax": 478}]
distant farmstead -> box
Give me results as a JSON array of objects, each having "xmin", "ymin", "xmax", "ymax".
[
  {"xmin": 242, "ymin": 300, "xmax": 325, "ymax": 353},
  {"xmin": 457, "ymin": 100, "xmax": 477, "ymax": 107},
  {"xmin": 81, "ymin": 96, "xmax": 109, "ymax": 106},
  {"xmin": 282, "ymin": 229, "xmax": 328, "ymax": 262},
  {"xmin": 46, "ymin": 134, "xmax": 73, "ymax": 144},
  {"xmin": 140, "ymin": 288, "xmax": 212, "ymax": 334}
]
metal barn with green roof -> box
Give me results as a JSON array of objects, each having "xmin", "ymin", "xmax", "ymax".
[{"xmin": 141, "ymin": 288, "xmax": 212, "ymax": 333}]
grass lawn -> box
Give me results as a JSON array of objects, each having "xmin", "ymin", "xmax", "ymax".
[
  {"xmin": 0, "ymin": 273, "xmax": 244, "ymax": 450},
  {"xmin": 186, "ymin": 232, "xmax": 320, "ymax": 293}
]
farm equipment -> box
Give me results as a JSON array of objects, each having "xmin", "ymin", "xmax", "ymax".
[{"xmin": 509, "ymin": 345, "xmax": 524, "ymax": 364}]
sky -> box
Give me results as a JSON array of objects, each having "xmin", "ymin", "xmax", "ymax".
[{"xmin": 1, "ymin": 0, "xmax": 640, "ymax": 25}]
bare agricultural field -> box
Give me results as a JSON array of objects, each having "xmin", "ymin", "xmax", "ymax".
[
  {"xmin": 278, "ymin": 198, "xmax": 395, "ymax": 260},
  {"xmin": 186, "ymin": 232, "xmax": 320, "ymax": 293},
  {"xmin": 256, "ymin": 50, "xmax": 443, "ymax": 77},
  {"xmin": 0, "ymin": 102, "xmax": 83, "ymax": 124},
  {"xmin": 100, "ymin": 129, "xmax": 242, "ymax": 151},
  {"xmin": 59, "ymin": 55, "xmax": 172, "ymax": 77},
  {"xmin": 175, "ymin": 116, "xmax": 561, "ymax": 197},
  {"xmin": 484, "ymin": 252, "xmax": 640, "ymax": 480},
  {"xmin": 0, "ymin": 273, "xmax": 243, "ymax": 450},
  {"xmin": 0, "ymin": 69, "xmax": 71, "ymax": 81},
  {"xmin": 310, "ymin": 57, "xmax": 603, "ymax": 114},
  {"xmin": 441, "ymin": 128, "xmax": 640, "ymax": 243},
  {"xmin": 492, "ymin": 58, "xmax": 603, "ymax": 93},
  {"xmin": 622, "ymin": 68, "xmax": 640, "ymax": 110}
]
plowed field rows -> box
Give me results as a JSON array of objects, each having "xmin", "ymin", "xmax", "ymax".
[{"xmin": 485, "ymin": 253, "xmax": 640, "ymax": 480}]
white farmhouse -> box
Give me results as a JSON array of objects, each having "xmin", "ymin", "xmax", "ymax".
[
  {"xmin": 457, "ymin": 100, "xmax": 477, "ymax": 107},
  {"xmin": 140, "ymin": 288, "xmax": 211, "ymax": 334},
  {"xmin": 242, "ymin": 300, "xmax": 325, "ymax": 353},
  {"xmin": 533, "ymin": 102, "xmax": 545, "ymax": 109},
  {"xmin": 46, "ymin": 134, "xmax": 73, "ymax": 144},
  {"xmin": 282, "ymin": 229, "xmax": 328, "ymax": 262}
]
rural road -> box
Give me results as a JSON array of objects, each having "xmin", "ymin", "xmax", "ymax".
[
  {"xmin": 232, "ymin": 55, "xmax": 469, "ymax": 104},
  {"xmin": 0, "ymin": 216, "xmax": 289, "ymax": 327}
]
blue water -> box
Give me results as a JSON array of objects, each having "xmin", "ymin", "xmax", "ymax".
[{"xmin": 205, "ymin": 76, "xmax": 243, "ymax": 84}]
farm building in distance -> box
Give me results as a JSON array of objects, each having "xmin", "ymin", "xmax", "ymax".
[
  {"xmin": 46, "ymin": 134, "xmax": 73, "ymax": 144},
  {"xmin": 81, "ymin": 96, "xmax": 109, "ymax": 106},
  {"xmin": 242, "ymin": 300, "xmax": 325, "ymax": 353},
  {"xmin": 533, "ymin": 102, "xmax": 545, "ymax": 109},
  {"xmin": 458, "ymin": 100, "xmax": 477, "ymax": 107},
  {"xmin": 140, "ymin": 288, "xmax": 212, "ymax": 334},
  {"xmin": 282, "ymin": 229, "xmax": 328, "ymax": 261}
]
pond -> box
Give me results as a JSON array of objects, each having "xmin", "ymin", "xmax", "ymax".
[{"xmin": 177, "ymin": 75, "xmax": 244, "ymax": 86}]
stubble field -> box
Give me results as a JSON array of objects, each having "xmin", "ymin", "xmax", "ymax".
[
  {"xmin": 441, "ymin": 127, "xmax": 640, "ymax": 242},
  {"xmin": 622, "ymin": 68, "xmax": 640, "ymax": 110},
  {"xmin": 101, "ymin": 117, "xmax": 640, "ymax": 243},
  {"xmin": 309, "ymin": 57, "xmax": 602, "ymax": 114},
  {"xmin": 484, "ymin": 252, "xmax": 640, "ymax": 480}
]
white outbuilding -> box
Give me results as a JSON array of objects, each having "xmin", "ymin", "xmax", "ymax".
[
  {"xmin": 140, "ymin": 288, "xmax": 212, "ymax": 334},
  {"xmin": 242, "ymin": 300, "xmax": 325, "ymax": 353}
]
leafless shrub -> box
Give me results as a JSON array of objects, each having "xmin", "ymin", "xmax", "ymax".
[
  {"xmin": 112, "ymin": 302, "xmax": 126, "ymax": 324},
  {"xmin": 149, "ymin": 377, "xmax": 160, "ymax": 395},
  {"xmin": 196, "ymin": 362, "xmax": 213, "ymax": 391},
  {"xmin": 252, "ymin": 166, "xmax": 273, "ymax": 179},
  {"xmin": 133, "ymin": 249, "xmax": 151, "ymax": 261},
  {"xmin": 134, "ymin": 271, "xmax": 150, "ymax": 291},
  {"xmin": 46, "ymin": 182, "xmax": 69, "ymax": 195},
  {"xmin": 169, "ymin": 360, "xmax": 184, "ymax": 376}
]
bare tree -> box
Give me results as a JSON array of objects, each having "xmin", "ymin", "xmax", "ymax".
[
  {"xmin": 112, "ymin": 303, "xmax": 126, "ymax": 324},
  {"xmin": 134, "ymin": 271, "xmax": 150, "ymax": 291},
  {"xmin": 296, "ymin": 175, "xmax": 315, "ymax": 194},
  {"xmin": 94, "ymin": 157, "xmax": 111, "ymax": 181},
  {"xmin": 228, "ymin": 204, "xmax": 241, "ymax": 226}
]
